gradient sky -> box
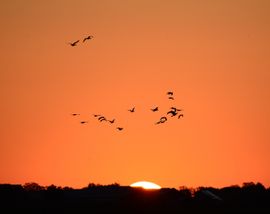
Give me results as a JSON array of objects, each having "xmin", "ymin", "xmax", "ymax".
[{"xmin": 1, "ymin": 0, "xmax": 270, "ymax": 189}]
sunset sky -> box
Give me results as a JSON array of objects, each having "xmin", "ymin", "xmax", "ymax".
[{"xmin": 1, "ymin": 0, "xmax": 270, "ymax": 189}]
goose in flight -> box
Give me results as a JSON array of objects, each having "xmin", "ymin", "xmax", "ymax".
[
  {"xmin": 93, "ymin": 114, "xmax": 101, "ymax": 117},
  {"xmin": 156, "ymin": 116, "xmax": 167, "ymax": 124},
  {"xmin": 171, "ymin": 107, "xmax": 182, "ymax": 112},
  {"xmin": 160, "ymin": 116, "xmax": 167, "ymax": 122},
  {"xmin": 69, "ymin": 40, "xmax": 79, "ymax": 46},
  {"xmin": 80, "ymin": 121, "xmax": 88, "ymax": 124},
  {"xmin": 128, "ymin": 107, "xmax": 135, "ymax": 113},
  {"xmin": 108, "ymin": 119, "xmax": 115, "ymax": 124},
  {"xmin": 98, "ymin": 116, "xmax": 107, "ymax": 122},
  {"xmin": 116, "ymin": 127, "xmax": 123, "ymax": 131},
  {"xmin": 168, "ymin": 96, "xmax": 174, "ymax": 100},
  {"xmin": 151, "ymin": 107, "xmax": 159, "ymax": 112},
  {"xmin": 83, "ymin": 35, "xmax": 93, "ymax": 42},
  {"xmin": 71, "ymin": 113, "xmax": 80, "ymax": 116},
  {"xmin": 167, "ymin": 91, "xmax": 173, "ymax": 96},
  {"xmin": 178, "ymin": 114, "xmax": 184, "ymax": 119},
  {"xmin": 167, "ymin": 110, "xmax": 178, "ymax": 117}
]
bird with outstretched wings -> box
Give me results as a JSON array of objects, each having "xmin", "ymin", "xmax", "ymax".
[
  {"xmin": 69, "ymin": 40, "xmax": 79, "ymax": 46},
  {"xmin": 156, "ymin": 116, "xmax": 167, "ymax": 124},
  {"xmin": 128, "ymin": 107, "xmax": 135, "ymax": 113},
  {"xmin": 151, "ymin": 107, "xmax": 159, "ymax": 112},
  {"xmin": 83, "ymin": 35, "xmax": 93, "ymax": 42}
]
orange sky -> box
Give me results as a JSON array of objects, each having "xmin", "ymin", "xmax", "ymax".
[{"xmin": 0, "ymin": 0, "xmax": 270, "ymax": 189}]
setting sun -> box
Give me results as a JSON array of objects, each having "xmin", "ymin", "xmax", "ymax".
[{"xmin": 130, "ymin": 181, "xmax": 162, "ymax": 190}]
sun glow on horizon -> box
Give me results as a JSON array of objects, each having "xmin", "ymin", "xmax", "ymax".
[{"xmin": 130, "ymin": 181, "xmax": 162, "ymax": 189}]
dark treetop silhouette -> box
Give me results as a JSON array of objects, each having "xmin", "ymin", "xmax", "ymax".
[{"xmin": 1, "ymin": 182, "xmax": 269, "ymax": 214}]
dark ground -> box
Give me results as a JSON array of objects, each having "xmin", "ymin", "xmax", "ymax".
[{"xmin": 0, "ymin": 182, "xmax": 269, "ymax": 213}]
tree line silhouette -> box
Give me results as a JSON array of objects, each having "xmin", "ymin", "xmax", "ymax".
[{"xmin": 0, "ymin": 182, "xmax": 269, "ymax": 213}]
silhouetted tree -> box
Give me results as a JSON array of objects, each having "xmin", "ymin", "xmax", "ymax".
[
  {"xmin": 46, "ymin": 184, "xmax": 63, "ymax": 191},
  {"xmin": 23, "ymin": 182, "xmax": 44, "ymax": 191},
  {"xmin": 179, "ymin": 186, "xmax": 193, "ymax": 198},
  {"xmin": 1, "ymin": 182, "xmax": 269, "ymax": 213}
]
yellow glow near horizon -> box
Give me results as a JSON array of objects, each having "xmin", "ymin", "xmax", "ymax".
[{"xmin": 130, "ymin": 181, "xmax": 162, "ymax": 189}]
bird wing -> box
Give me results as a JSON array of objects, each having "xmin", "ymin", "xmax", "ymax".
[
  {"xmin": 160, "ymin": 116, "xmax": 167, "ymax": 121},
  {"xmin": 178, "ymin": 114, "xmax": 184, "ymax": 118},
  {"xmin": 167, "ymin": 110, "xmax": 176, "ymax": 115},
  {"xmin": 129, "ymin": 107, "xmax": 135, "ymax": 112}
]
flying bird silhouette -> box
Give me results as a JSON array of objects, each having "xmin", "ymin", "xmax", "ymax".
[
  {"xmin": 80, "ymin": 121, "xmax": 88, "ymax": 124},
  {"xmin": 171, "ymin": 107, "xmax": 182, "ymax": 112},
  {"xmin": 178, "ymin": 114, "xmax": 184, "ymax": 119},
  {"xmin": 167, "ymin": 91, "xmax": 173, "ymax": 96},
  {"xmin": 83, "ymin": 35, "xmax": 93, "ymax": 42},
  {"xmin": 167, "ymin": 110, "xmax": 178, "ymax": 117},
  {"xmin": 168, "ymin": 96, "xmax": 174, "ymax": 100},
  {"xmin": 116, "ymin": 127, "xmax": 123, "ymax": 131},
  {"xmin": 98, "ymin": 116, "xmax": 107, "ymax": 122},
  {"xmin": 151, "ymin": 107, "xmax": 159, "ymax": 112},
  {"xmin": 69, "ymin": 40, "xmax": 79, "ymax": 46},
  {"xmin": 108, "ymin": 119, "xmax": 115, "ymax": 124},
  {"xmin": 156, "ymin": 116, "xmax": 167, "ymax": 124},
  {"xmin": 128, "ymin": 107, "xmax": 135, "ymax": 113},
  {"xmin": 93, "ymin": 114, "xmax": 101, "ymax": 117},
  {"xmin": 71, "ymin": 113, "xmax": 80, "ymax": 116}
]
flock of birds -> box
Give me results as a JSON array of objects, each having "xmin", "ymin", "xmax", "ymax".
[
  {"xmin": 71, "ymin": 91, "xmax": 184, "ymax": 131},
  {"xmin": 68, "ymin": 36, "xmax": 184, "ymax": 131},
  {"xmin": 68, "ymin": 35, "xmax": 94, "ymax": 46}
]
